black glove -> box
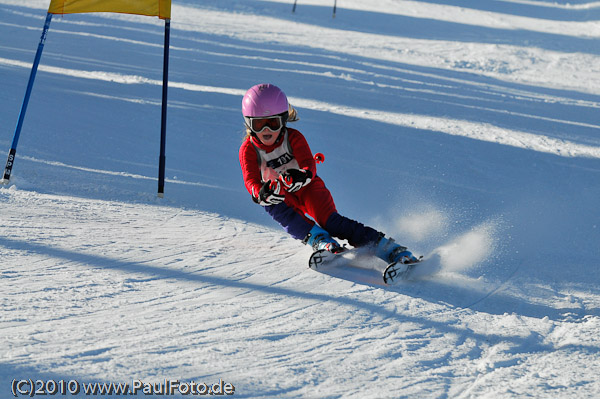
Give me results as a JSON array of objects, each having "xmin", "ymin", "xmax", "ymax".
[
  {"xmin": 280, "ymin": 168, "xmax": 312, "ymax": 193},
  {"xmin": 255, "ymin": 180, "xmax": 285, "ymax": 206}
]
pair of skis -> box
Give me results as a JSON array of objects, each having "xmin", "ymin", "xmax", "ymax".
[{"xmin": 308, "ymin": 248, "xmax": 422, "ymax": 285}]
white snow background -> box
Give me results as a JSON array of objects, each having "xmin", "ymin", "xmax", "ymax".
[{"xmin": 1, "ymin": 0, "xmax": 600, "ymax": 397}]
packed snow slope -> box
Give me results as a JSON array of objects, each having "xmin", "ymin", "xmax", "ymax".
[{"xmin": 1, "ymin": 0, "xmax": 600, "ymax": 398}]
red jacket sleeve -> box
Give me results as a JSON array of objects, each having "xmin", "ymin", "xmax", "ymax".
[{"xmin": 239, "ymin": 138, "xmax": 263, "ymax": 200}]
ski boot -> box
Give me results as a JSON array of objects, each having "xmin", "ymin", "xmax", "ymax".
[
  {"xmin": 305, "ymin": 224, "xmax": 343, "ymax": 253},
  {"xmin": 375, "ymin": 235, "xmax": 419, "ymax": 264}
]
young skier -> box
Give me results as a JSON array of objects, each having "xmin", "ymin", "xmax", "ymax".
[{"xmin": 238, "ymin": 83, "xmax": 419, "ymax": 265}]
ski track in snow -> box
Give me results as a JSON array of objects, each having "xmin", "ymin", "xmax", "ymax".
[
  {"xmin": 1, "ymin": 0, "xmax": 600, "ymax": 397},
  {"xmin": 3, "ymin": 188, "xmax": 600, "ymax": 398}
]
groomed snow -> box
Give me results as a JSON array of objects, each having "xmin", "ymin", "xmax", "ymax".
[{"xmin": 1, "ymin": 0, "xmax": 600, "ymax": 397}]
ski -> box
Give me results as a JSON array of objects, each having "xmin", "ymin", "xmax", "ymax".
[
  {"xmin": 308, "ymin": 248, "xmax": 349, "ymax": 270},
  {"xmin": 309, "ymin": 248, "xmax": 424, "ymax": 285},
  {"xmin": 382, "ymin": 260, "xmax": 419, "ymax": 285}
]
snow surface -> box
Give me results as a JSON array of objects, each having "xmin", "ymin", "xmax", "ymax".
[{"xmin": 1, "ymin": 0, "xmax": 600, "ymax": 397}]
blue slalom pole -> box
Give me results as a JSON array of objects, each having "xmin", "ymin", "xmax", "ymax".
[
  {"xmin": 157, "ymin": 18, "xmax": 170, "ymax": 197},
  {"xmin": 2, "ymin": 12, "xmax": 53, "ymax": 182}
]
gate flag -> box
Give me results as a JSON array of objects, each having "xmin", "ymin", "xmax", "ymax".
[
  {"xmin": 2, "ymin": 0, "xmax": 172, "ymax": 196},
  {"xmin": 48, "ymin": 0, "xmax": 171, "ymax": 19}
]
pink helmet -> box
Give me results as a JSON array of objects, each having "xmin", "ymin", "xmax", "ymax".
[{"xmin": 242, "ymin": 83, "xmax": 289, "ymax": 117}]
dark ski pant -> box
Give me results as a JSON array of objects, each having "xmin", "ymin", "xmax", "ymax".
[{"xmin": 264, "ymin": 176, "xmax": 380, "ymax": 247}]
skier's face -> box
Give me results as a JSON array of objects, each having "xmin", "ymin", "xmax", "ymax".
[{"xmin": 256, "ymin": 128, "xmax": 281, "ymax": 146}]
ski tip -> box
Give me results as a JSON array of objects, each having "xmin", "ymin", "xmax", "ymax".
[
  {"xmin": 308, "ymin": 249, "xmax": 329, "ymax": 270},
  {"xmin": 383, "ymin": 259, "xmax": 421, "ymax": 285},
  {"xmin": 308, "ymin": 248, "xmax": 348, "ymax": 270}
]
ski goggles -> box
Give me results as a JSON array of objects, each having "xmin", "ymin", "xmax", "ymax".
[
  {"xmin": 244, "ymin": 111, "xmax": 288, "ymax": 134},
  {"xmin": 244, "ymin": 115, "xmax": 282, "ymax": 134}
]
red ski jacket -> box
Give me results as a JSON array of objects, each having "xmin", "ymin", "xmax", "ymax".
[{"xmin": 239, "ymin": 128, "xmax": 317, "ymax": 201}]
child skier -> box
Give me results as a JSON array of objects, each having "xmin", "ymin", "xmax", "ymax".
[{"xmin": 238, "ymin": 83, "xmax": 419, "ymax": 265}]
